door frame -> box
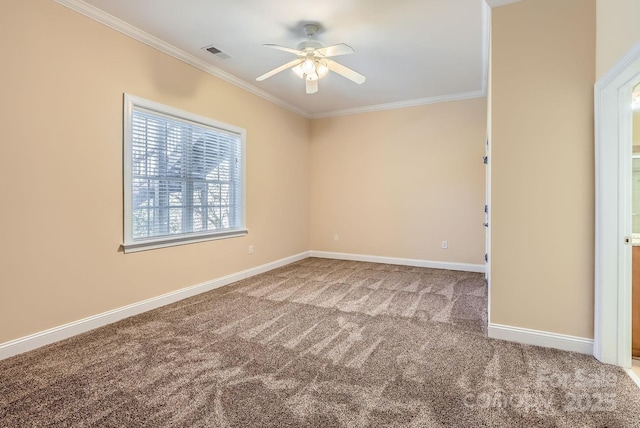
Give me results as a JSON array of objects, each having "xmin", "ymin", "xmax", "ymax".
[{"xmin": 594, "ymin": 41, "xmax": 640, "ymax": 367}]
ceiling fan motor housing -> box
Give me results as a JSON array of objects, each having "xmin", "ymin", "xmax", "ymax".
[{"xmin": 297, "ymin": 40, "xmax": 323, "ymax": 51}]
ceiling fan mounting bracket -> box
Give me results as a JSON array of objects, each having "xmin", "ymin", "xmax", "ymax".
[{"xmin": 302, "ymin": 24, "xmax": 320, "ymax": 38}]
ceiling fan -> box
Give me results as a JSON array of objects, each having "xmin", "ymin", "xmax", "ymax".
[{"xmin": 256, "ymin": 24, "xmax": 366, "ymax": 94}]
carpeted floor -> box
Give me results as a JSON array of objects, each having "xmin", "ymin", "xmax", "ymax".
[{"xmin": 1, "ymin": 258, "xmax": 639, "ymax": 426}]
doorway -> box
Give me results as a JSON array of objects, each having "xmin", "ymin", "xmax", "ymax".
[{"xmin": 594, "ymin": 40, "xmax": 640, "ymax": 368}]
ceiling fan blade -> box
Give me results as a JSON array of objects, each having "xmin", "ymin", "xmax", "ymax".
[
  {"xmin": 263, "ymin": 44, "xmax": 304, "ymax": 56},
  {"xmin": 306, "ymin": 79, "xmax": 318, "ymax": 94},
  {"xmin": 256, "ymin": 58, "xmax": 303, "ymax": 81},
  {"xmin": 315, "ymin": 43, "xmax": 354, "ymax": 58},
  {"xmin": 326, "ymin": 59, "xmax": 366, "ymax": 84}
]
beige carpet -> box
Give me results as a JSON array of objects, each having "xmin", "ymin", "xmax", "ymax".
[{"xmin": 1, "ymin": 258, "xmax": 639, "ymax": 426}]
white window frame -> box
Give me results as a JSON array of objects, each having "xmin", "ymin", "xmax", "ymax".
[{"xmin": 122, "ymin": 94, "xmax": 247, "ymax": 253}]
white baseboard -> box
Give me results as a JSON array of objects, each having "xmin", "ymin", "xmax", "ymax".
[
  {"xmin": 488, "ymin": 323, "xmax": 594, "ymax": 355},
  {"xmin": 0, "ymin": 251, "xmax": 484, "ymax": 361},
  {"xmin": 625, "ymin": 368, "xmax": 640, "ymax": 389},
  {"xmin": 0, "ymin": 251, "xmax": 310, "ymax": 361},
  {"xmin": 310, "ymin": 250, "xmax": 486, "ymax": 273}
]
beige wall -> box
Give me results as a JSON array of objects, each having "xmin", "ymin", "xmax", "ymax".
[
  {"xmin": 596, "ymin": 0, "xmax": 640, "ymax": 78},
  {"xmin": 0, "ymin": 0, "xmax": 310, "ymax": 343},
  {"xmin": 309, "ymin": 99, "xmax": 487, "ymax": 264},
  {"xmin": 490, "ymin": 0, "xmax": 596, "ymax": 338}
]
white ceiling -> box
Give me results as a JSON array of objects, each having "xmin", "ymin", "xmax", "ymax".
[{"xmin": 59, "ymin": 0, "xmax": 490, "ymax": 118}]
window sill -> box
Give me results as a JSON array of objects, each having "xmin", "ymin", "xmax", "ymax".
[{"xmin": 122, "ymin": 229, "xmax": 248, "ymax": 253}]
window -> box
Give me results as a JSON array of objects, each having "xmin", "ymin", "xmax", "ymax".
[{"xmin": 123, "ymin": 94, "xmax": 246, "ymax": 253}]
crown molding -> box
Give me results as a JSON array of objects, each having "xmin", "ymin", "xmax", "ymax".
[
  {"xmin": 485, "ymin": 0, "xmax": 522, "ymax": 7},
  {"xmin": 309, "ymin": 90, "xmax": 486, "ymax": 119},
  {"xmin": 55, "ymin": 0, "xmax": 490, "ymax": 120},
  {"xmin": 54, "ymin": 0, "xmax": 310, "ymax": 118}
]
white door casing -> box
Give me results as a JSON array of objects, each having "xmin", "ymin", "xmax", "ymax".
[{"xmin": 594, "ymin": 40, "xmax": 640, "ymax": 367}]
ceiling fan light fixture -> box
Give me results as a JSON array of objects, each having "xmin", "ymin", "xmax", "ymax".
[
  {"xmin": 293, "ymin": 59, "xmax": 326, "ymax": 82},
  {"xmin": 302, "ymin": 58, "xmax": 316, "ymax": 74},
  {"xmin": 316, "ymin": 60, "xmax": 329, "ymax": 78},
  {"xmin": 292, "ymin": 65, "xmax": 304, "ymax": 79}
]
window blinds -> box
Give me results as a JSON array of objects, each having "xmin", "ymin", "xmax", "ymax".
[{"xmin": 123, "ymin": 95, "xmax": 245, "ymax": 251}]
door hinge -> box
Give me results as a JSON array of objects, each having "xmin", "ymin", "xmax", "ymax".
[
  {"xmin": 483, "ymin": 222, "xmax": 489, "ymax": 228},
  {"xmin": 484, "ymin": 204, "xmax": 488, "ymax": 214},
  {"xmin": 485, "ymin": 253, "xmax": 488, "ymax": 263},
  {"xmin": 483, "ymin": 156, "xmax": 488, "ymax": 165}
]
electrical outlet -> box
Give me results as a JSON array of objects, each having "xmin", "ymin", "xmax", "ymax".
[
  {"xmin": 441, "ymin": 241, "xmax": 448, "ymax": 249},
  {"xmin": 248, "ymin": 245, "xmax": 254, "ymax": 254},
  {"xmin": 333, "ymin": 234, "xmax": 339, "ymax": 241}
]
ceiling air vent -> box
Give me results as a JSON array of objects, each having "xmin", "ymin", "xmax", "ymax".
[{"xmin": 202, "ymin": 45, "xmax": 231, "ymax": 60}]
